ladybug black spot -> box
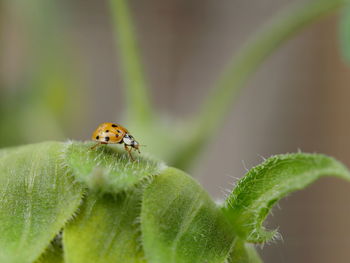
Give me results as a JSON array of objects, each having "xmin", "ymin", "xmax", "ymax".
[
  {"xmin": 105, "ymin": 136, "xmax": 110, "ymax": 142},
  {"xmin": 105, "ymin": 130, "xmax": 109, "ymax": 133},
  {"xmin": 96, "ymin": 135, "xmax": 100, "ymax": 140},
  {"xmin": 112, "ymin": 124, "xmax": 118, "ymax": 127}
]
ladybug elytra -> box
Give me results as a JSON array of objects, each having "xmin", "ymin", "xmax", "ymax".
[{"xmin": 91, "ymin": 122, "xmax": 140, "ymax": 160}]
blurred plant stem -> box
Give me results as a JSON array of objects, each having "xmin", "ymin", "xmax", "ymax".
[
  {"xmin": 172, "ymin": 0, "xmax": 349, "ymax": 170},
  {"xmin": 109, "ymin": 0, "xmax": 154, "ymax": 125},
  {"xmin": 107, "ymin": 0, "xmax": 348, "ymax": 171}
]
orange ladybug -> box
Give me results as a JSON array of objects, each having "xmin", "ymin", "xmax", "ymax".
[{"xmin": 91, "ymin": 122, "xmax": 140, "ymax": 160}]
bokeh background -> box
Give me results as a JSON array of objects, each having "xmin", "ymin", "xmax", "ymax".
[{"xmin": 1, "ymin": 0, "xmax": 350, "ymax": 262}]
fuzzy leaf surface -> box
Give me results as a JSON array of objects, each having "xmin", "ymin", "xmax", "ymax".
[
  {"xmin": 0, "ymin": 142, "xmax": 84, "ymax": 263},
  {"xmin": 141, "ymin": 168, "xmax": 235, "ymax": 263},
  {"xmin": 64, "ymin": 141, "xmax": 165, "ymax": 194},
  {"xmin": 228, "ymin": 240, "xmax": 262, "ymax": 263},
  {"xmin": 35, "ymin": 235, "xmax": 64, "ymax": 263},
  {"xmin": 64, "ymin": 190, "xmax": 145, "ymax": 263},
  {"xmin": 222, "ymin": 153, "xmax": 350, "ymax": 243}
]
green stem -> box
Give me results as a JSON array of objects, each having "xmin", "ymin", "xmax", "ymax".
[
  {"xmin": 199, "ymin": 0, "xmax": 347, "ymax": 132},
  {"xmin": 109, "ymin": 0, "xmax": 154, "ymax": 124},
  {"xmin": 174, "ymin": 0, "xmax": 348, "ymax": 170}
]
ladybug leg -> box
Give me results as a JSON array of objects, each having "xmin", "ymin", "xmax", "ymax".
[
  {"xmin": 91, "ymin": 142, "xmax": 107, "ymax": 150},
  {"xmin": 124, "ymin": 144, "xmax": 134, "ymax": 161},
  {"xmin": 91, "ymin": 142, "xmax": 101, "ymax": 150}
]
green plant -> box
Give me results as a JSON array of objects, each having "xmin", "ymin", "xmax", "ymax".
[
  {"xmin": 1, "ymin": 0, "xmax": 350, "ymax": 262},
  {"xmin": 1, "ymin": 142, "xmax": 350, "ymax": 263}
]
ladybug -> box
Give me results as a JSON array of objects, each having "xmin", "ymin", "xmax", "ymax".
[{"xmin": 91, "ymin": 122, "xmax": 140, "ymax": 160}]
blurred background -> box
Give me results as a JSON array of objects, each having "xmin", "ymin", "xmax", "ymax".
[{"xmin": 1, "ymin": 0, "xmax": 350, "ymax": 262}]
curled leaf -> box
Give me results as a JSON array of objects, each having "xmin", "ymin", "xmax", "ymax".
[{"xmin": 222, "ymin": 153, "xmax": 350, "ymax": 243}]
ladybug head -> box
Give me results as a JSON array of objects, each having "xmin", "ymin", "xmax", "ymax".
[
  {"xmin": 123, "ymin": 134, "xmax": 138, "ymax": 148},
  {"xmin": 131, "ymin": 140, "xmax": 139, "ymax": 150}
]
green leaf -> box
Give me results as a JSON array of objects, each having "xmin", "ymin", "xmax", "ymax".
[
  {"xmin": 64, "ymin": 190, "xmax": 145, "ymax": 263},
  {"xmin": 64, "ymin": 141, "xmax": 165, "ymax": 194},
  {"xmin": 141, "ymin": 168, "xmax": 235, "ymax": 263},
  {"xmin": 222, "ymin": 153, "xmax": 350, "ymax": 243},
  {"xmin": 35, "ymin": 235, "xmax": 64, "ymax": 263},
  {"xmin": 0, "ymin": 142, "xmax": 84, "ymax": 263},
  {"xmin": 339, "ymin": 4, "xmax": 350, "ymax": 64},
  {"xmin": 0, "ymin": 145, "xmax": 22, "ymax": 158},
  {"xmin": 228, "ymin": 240, "xmax": 262, "ymax": 263}
]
